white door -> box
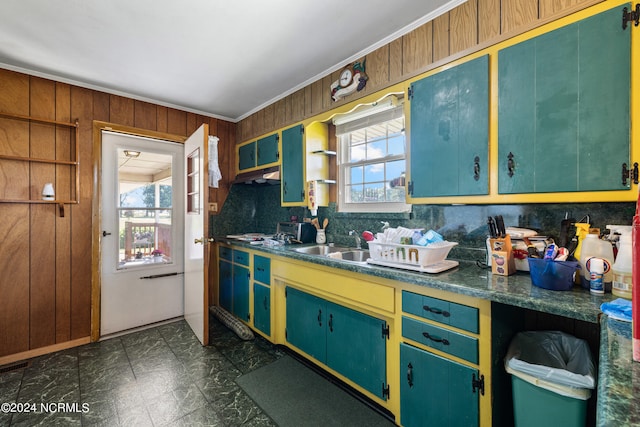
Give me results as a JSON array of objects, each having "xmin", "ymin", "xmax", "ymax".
[
  {"xmin": 100, "ymin": 131, "xmax": 185, "ymax": 336},
  {"xmin": 184, "ymin": 124, "xmax": 210, "ymax": 345}
]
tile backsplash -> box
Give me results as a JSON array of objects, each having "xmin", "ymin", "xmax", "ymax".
[{"xmin": 211, "ymin": 184, "xmax": 635, "ymax": 262}]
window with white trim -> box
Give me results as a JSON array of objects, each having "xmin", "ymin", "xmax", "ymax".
[{"xmin": 336, "ymin": 101, "xmax": 409, "ymax": 213}]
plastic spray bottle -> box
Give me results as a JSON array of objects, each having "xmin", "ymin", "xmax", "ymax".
[
  {"xmin": 579, "ymin": 233, "xmax": 614, "ymax": 291},
  {"xmin": 573, "ymin": 222, "xmax": 591, "ymax": 261},
  {"xmin": 611, "ymin": 226, "xmax": 633, "ymax": 299}
]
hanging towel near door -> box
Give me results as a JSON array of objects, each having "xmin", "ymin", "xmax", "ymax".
[{"xmin": 208, "ymin": 135, "xmax": 222, "ymax": 188}]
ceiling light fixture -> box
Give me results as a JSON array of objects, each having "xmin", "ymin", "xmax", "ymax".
[{"xmin": 124, "ymin": 150, "xmax": 141, "ymax": 158}]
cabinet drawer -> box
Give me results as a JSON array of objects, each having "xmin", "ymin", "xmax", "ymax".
[
  {"xmin": 219, "ymin": 246, "xmax": 233, "ymax": 261},
  {"xmin": 402, "ymin": 291, "xmax": 478, "ymax": 333},
  {"xmin": 254, "ymin": 255, "xmax": 271, "ymax": 285},
  {"xmin": 234, "ymin": 250, "xmax": 250, "ymax": 266},
  {"xmin": 402, "ymin": 316, "xmax": 478, "ymax": 364}
]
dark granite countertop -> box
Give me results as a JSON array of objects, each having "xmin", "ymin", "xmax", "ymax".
[
  {"xmin": 597, "ymin": 317, "xmax": 639, "ymax": 426},
  {"xmin": 217, "ymin": 237, "xmax": 612, "ymax": 323}
]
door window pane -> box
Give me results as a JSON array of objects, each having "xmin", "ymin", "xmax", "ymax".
[
  {"xmin": 187, "ymin": 148, "xmax": 200, "ymax": 214},
  {"xmin": 117, "ymin": 149, "xmax": 174, "ymax": 269}
]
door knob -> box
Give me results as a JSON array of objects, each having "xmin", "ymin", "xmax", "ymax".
[{"xmin": 194, "ymin": 237, "xmax": 215, "ymax": 245}]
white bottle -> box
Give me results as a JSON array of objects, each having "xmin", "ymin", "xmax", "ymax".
[
  {"xmin": 589, "ymin": 257, "xmax": 605, "ymax": 295},
  {"xmin": 612, "ymin": 231, "xmax": 633, "ymax": 299},
  {"xmin": 579, "ymin": 234, "xmax": 614, "ymax": 291}
]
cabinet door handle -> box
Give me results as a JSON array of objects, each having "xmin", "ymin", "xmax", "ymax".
[
  {"xmin": 423, "ymin": 305, "xmax": 450, "ymax": 317},
  {"xmin": 473, "ymin": 156, "xmax": 480, "ymax": 181},
  {"xmin": 329, "ymin": 314, "xmax": 334, "ymax": 332},
  {"xmin": 507, "ymin": 152, "xmax": 515, "ymax": 177},
  {"xmin": 422, "ymin": 332, "xmax": 450, "ymax": 346},
  {"xmin": 317, "ymin": 309, "xmax": 322, "ymax": 326},
  {"xmin": 263, "ymin": 296, "xmax": 268, "ymax": 310},
  {"xmin": 407, "ymin": 362, "xmax": 414, "ymax": 387}
]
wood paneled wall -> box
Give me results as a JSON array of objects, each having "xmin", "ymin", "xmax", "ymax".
[
  {"xmin": 0, "ymin": 69, "xmax": 235, "ymax": 358},
  {"xmin": 237, "ymin": 0, "xmax": 600, "ymax": 143}
]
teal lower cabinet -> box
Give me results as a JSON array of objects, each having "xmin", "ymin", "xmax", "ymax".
[
  {"xmin": 326, "ymin": 302, "xmax": 388, "ymax": 400},
  {"xmin": 253, "ymin": 282, "xmax": 271, "ymax": 336},
  {"xmin": 217, "ymin": 245, "xmax": 251, "ymax": 323},
  {"xmin": 285, "ymin": 287, "xmax": 388, "ymax": 400},
  {"xmin": 400, "ymin": 342, "xmax": 479, "ymax": 427},
  {"xmin": 286, "ymin": 287, "xmax": 326, "ymax": 361},
  {"xmin": 218, "ymin": 259, "xmax": 233, "ymax": 313},
  {"xmin": 232, "ymin": 265, "xmax": 250, "ymax": 322}
]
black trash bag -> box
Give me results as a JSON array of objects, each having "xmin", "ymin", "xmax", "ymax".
[{"xmin": 505, "ymin": 331, "xmax": 595, "ymax": 399}]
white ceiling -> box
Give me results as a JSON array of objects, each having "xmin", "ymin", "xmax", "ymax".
[{"xmin": 0, "ymin": 0, "xmax": 463, "ymax": 122}]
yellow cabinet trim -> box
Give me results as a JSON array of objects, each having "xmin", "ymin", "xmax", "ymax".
[{"xmin": 272, "ymin": 258, "xmax": 395, "ymax": 315}]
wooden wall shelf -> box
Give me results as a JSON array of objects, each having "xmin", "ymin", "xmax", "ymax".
[{"xmin": 0, "ymin": 111, "xmax": 80, "ymax": 217}]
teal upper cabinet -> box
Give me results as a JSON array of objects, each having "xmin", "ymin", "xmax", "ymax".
[
  {"xmin": 238, "ymin": 141, "xmax": 256, "ymax": 171},
  {"xmin": 257, "ymin": 133, "xmax": 279, "ymax": 166},
  {"xmin": 238, "ymin": 133, "xmax": 279, "ymax": 172},
  {"xmin": 408, "ymin": 55, "xmax": 489, "ymax": 198},
  {"xmin": 498, "ymin": 5, "xmax": 630, "ymax": 193},
  {"xmin": 281, "ymin": 125, "xmax": 305, "ymax": 203}
]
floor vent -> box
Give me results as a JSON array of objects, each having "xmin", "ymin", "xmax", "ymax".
[{"xmin": 0, "ymin": 361, "xmax": 30, "ymax": 374}]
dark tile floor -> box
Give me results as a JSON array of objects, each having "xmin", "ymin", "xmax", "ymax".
[{"xmin": 0, "ymin": 317, "xmax": 285, "ymax": 426}]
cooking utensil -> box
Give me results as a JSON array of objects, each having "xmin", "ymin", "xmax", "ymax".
[
  {"xmin": 322, "ymin": 218, "xmax": 328, "ymax": 229},
  {"xmin": 311, "ymin": 218, "xmax": 319, "ymax": 229},
  {"xmin": 495, "ymin": 215, "xmax": 506, "ymax": 238},
  {"xmin": 487, "ymin": 216, "xmax": 497, "ymax": 238}
]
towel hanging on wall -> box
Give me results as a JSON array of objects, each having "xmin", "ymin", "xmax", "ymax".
[{"xmin": 208, "ymin": 135, "xmax": 222, "ymax": 188}]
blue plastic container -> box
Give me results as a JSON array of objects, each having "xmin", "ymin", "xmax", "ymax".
[{"xmin": 528, "ymin": 259, "xmax": 579, "ymax": 291}]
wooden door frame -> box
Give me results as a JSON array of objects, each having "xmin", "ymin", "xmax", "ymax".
[{"xmin": 90, "ymin": 121, "xmax": 186, "ymax": 342}]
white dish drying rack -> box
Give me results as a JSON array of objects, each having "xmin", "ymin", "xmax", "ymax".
[{"xmin": 366, "ymin": 241, "xmax": 459, "ymax": 273}]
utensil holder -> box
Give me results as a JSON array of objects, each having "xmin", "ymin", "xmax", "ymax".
[{"xmin": 316, "ymin": 229, "xmax": 326, "ymax": 244}]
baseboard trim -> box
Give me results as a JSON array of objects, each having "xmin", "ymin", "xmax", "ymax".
[
  {"xmin": 98, "ymin": 316, "xmax": 184, "ymax": 341},
  {"xmin": 0, "ymin": 337, "xmax": 91, "ymax": 367}
]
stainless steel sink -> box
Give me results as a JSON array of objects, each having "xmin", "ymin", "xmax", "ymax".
[
  {"xmin": 293, "ymin": 245, "xmax": 350, "ymax": 255},
  {"xmin": 293, "ymin": 245, "xmax": 369, "ymax": 264},
  {"xmin": 339, "ymin": 250, "xmax": 370, "ymax": 263}
]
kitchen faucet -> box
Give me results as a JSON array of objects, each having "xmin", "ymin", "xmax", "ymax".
[{"xmin": 349, "ymin": 230, "xmax": 361, "ymax": 249}]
